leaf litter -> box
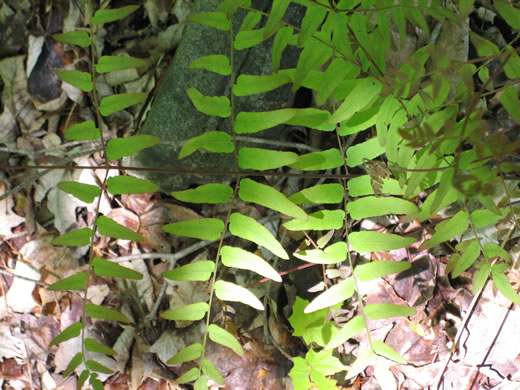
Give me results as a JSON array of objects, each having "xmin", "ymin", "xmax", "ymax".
[{"xmin": 0, "ymin": 1, "xmax": 519, "ymax": 389}]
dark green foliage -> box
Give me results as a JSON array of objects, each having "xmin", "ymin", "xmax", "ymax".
[{"xmin": 49, "ymin": 0, "xmax": 519, "ymax": 388}]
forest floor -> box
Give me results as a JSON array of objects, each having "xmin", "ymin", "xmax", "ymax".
[{"xmin": 1, "ymin": 1, "xmax": 520, "ymax": 389}]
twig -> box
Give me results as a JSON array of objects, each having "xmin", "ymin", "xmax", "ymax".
[
  {"xmin": 235, "ymin": 135, "xmax": 321, "ymax": 152},
  {"xmin": 0, "ymin": 140, "xmax": 96, "ymax": 157},
  {"xmin": 160, "ymin": 135, "xmax": 322, "ymax": 153},
  {"xmin": 0, "ymin": 146, "xmax": 103, "ymax": 202},
  {"xmin": 433, "ymin": 221, "xmax": 517, "ymax": 389},
  {"xmin": 432, "ymin": 279, "xmax": 488, "ymax": 389},
  {"xmin": 0, "ymin": 268, "xmax": 50, "ymax": 287},
  {"xmin": 0, "ymin": 163, "xmax": 361, "ymax": 180}
]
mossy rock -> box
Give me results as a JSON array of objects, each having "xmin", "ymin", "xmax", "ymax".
[{"xmin": 131, "ymin": 0, "xmax": 304, "ymax": 192}]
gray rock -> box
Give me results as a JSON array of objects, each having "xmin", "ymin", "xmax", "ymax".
[{"xmin": 130, "ymin": 0, "xmax": 304, "ymax": 193}]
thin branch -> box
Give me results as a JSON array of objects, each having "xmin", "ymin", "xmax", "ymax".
[
  {"xmin": 433, "ymin": 220, "xmax": 517, "ymax": 389},
  {"xmin": 0, "ymin": 140, "xmax": 97, "ymax": 157},
  {"xmin": 0, "ymin": 163, "xmax": 362, "ymax": 181},
  {"xmin": 0, "ymin": 146, "xmax": 103, "ymax": 202},
  {"xmin": 0, "ymin": 268, "xmax": 50, "ymax": 287},
  {"xmin": 235, "ymin": 135, "xmax": 321, "ymax": 152}
]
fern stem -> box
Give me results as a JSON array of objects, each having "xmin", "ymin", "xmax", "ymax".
[
  {"xmin": 198, "ymin": 20, "xmax": 242, "ymax": 381},
  {"xmin": 87, "ymin": 0, "xmax": 108, "ymax": 167},
  {"xmin": 335, "ymin": 126, "xmax": 375, "ymax": 352}
]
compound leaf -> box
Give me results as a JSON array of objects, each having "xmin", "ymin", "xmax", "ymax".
[
  {"xmin": 289, "ymin": 184, "xmax": 344, "ymax": 204},
  {"xmin": 84, "ymin": 338, "xmax": 116, "ymax": 356},
  {"xmin": 348, "ymin": 196, "xmax": 418, "ymax": 220},
  {"xmin": 420, "ymin": 211, "xmax": 468, "ymax": 250},
  {"xmin": 364, "ymin": 303, "xmax": 416, "ymax": 320},
  {"xmin": 49, "ymin": 272, "xmax": 88, "ymax": 291},
  {"xmin": 293, "ymin": 33, "xmax": 333, "ymax": 91},
  {"xmin": 214, "ymin": 280, "xmax": 264, "ymax": 310},
  {"xmin": 100, "ymin": 93, "xmax": 146, "ymax": 116},
  {"xmin": 177, "ymin": 368, "xmax": 200, "ymax": 384},
  {"xmin": 186, "ymin": 88, "xmax": 231, "ymax": 118},
  {"xmin": 372, "ymin": 340, "xmax": 407, "ymax": 364},
  {"xmin": 328, "ymin": 78, "xmax": 382, "ymax": 123},
  {"xmin": 451, "ymin": 240, "xmax": 480, "ymax": 278},
  {"xmin": 221, "ymin": 246, "xmax": 282, "ymax": 282},
  {"xmin": 167, "ymin": 343, "xmax": 203, "ymax": 365},
  {"xmin": 325, "ymin": 315, "xmax": 365, "ymax": 350},
  {"xmin": 289, "ymin": 148, "xmax": 344, "ymax": 171},
  {"xmin": 162, "ymin": 261, "xmax": 215, "ymax": 281},
  {"xmin": 238, "ymin": 147, "xmax": 299, "ymax": 170},
  {"xmin": 298, "ymin": 3, "xmax": 328, "ymax": 47},
  {"xmin": 229, "ymin": 212, "xmax": 288, "ymax": 259},
  {"xmin": 349, "ymin": 231, "xmax": 416, "ymax": 252},
  {"xmin": 264, "ymin": 0, "xmax": 290, "ymax": 38},
  {"xmin": 483, "ymin": 243, "xmax": 511, "ymax": 262},
  {"xmin": 179, "ymin": 131, "xmax": 234, "ymax": 159},
  {"xmin": 234, "ymin": 28, "xmax": 265, "ymax": 49},
  {"xmin": 240, "ymin": 11, "xmax": 262, "ymax": 31},
  {"xmin": 283, "ymin": 210, "xmax": 345, "ymax": 231},
  {"xmin": 285, "ymin": 108, "xmax": 333, "ymax": 130},
  {"xmin": 85, "ymin": 360, "xmax": 113, "ymax": 375},
  {"xmin": 53, "ymin": 31, "xmax": 91, "ymax": 47},
  {"xmin": 55, "ymin": 70, "xmax": 93, "ymax": 92},
  {"xmin": 235, "ymin": 109, "xmax": 295, "ymax": 133},
  {"xmin": 160, "ymin": 302, "xmax": 208, "ymax": 321},
  {"xmin": 78, "ymin": 371, "xmax": 89, "ymax": 389},
  {"xmin": 239, "ymin": 178, "xmax": 307, "ymax": 220},
  {"xmin": 289, "ymin": 297, "xmax": 337, "ymax": 346},
  {"xmin": 92, "ymin": 257, "xmax": 143, "ymax": 280},
  {"xmin": 92, "ymin": 5, "xmax": 139, "ymax": 25},
  {"xmin": 315, "ymin": 58, "xmax": 355, "ymax": 106},
  {"xmin": 209, "ymin": 324, "xmax": 244, "ymax": 357},
  {"xmin": 201, "ymin": 359, "xmax": 224, "ymax": 385},
  {"xmin": 293, "ymin": 241, "xmax": 347, "ymax": 264},
  {"xmin": 471, "ymin": 208, "xmax": 508, "ymax": 228},
  {"xmin": 172, "ymin": 184, "xmax": 233, "ymax": 204},
  {"xmin": 491, "ymin": 267, "xmax": 520, "ymax": 305},
  {"xmin": 473, "ymin": 262, "xmax": 491, "ymax": 294},
  {"xmin": 97, "ymin": 215, "xmax": 143, "ymax": 241},
  {"xmin": 500, "ymin": 85, "xmax": 520, "ymax": 125},
  {"xmin": 189, "ymin": 54, "xmax": 231, "ymax": 75},
  {"xmin": 58, "ymin": 181, "xmax": 101, "ymax": 203},
  {"xmin": 494, "ymin": 0, "xmax": 520, "ymax": 29},
  {"xmin": 418, "ymin": 186, "xmax": 458, "ymax": 222},
  {"xmin": 64, "ymin": 353, "xmax": 83, "ymax": 376},
  {"xmin": 96, "ymin": 55, "xmax": 148, "ymax": 73},
  {"xmin": 354, "ymin": 261, "xmax": 411, "ymax": 282},
  {"xmin": 107, "ymin": 176, "xmax": 159, "ymax": 195},
  {"xmin": 163, "ymin": 218, "xmax": 224, "ymax": 241},
  {"xmin": 86, "ymin": 303, "xmax": 130, "ymax": 323},
  {"xmin": 234, "ymin": 74, "xmax": 291, "ymax": 96},
  {"xmin": 194, "ymin": 375, "xmax": 208, "ymax": 389},
  {"xmin": 346, "ymin": 138, "xmax": 385, "ymax": 167},
  {"xmin": 64, "ymin": 120, "xmax": 100, "ymax": 141},
  {"xmin": 106, "ymin": 135, "xmax": 161, "ymax": 160},
  {"xmin": 51, "ymin": 228, "xmax": 93, "ymax": 246},
  {"xmin": 272, "ymin": 26, "xmax": 293, "ymax": 71},
  {"xmin": 89, "ymin": 375, "xmax": 103, "ymax": 390},
  {"xmin": 305, "ymin": 277, "xmax": 354, "ymax": 313},
  {"xmin": 188, "ymin": 12, "xmax": 231, "ymax": 31},
  {"xmin": 470, "ymin": 32, "xmax": 499, "ymax": 57},
  {"xmin": 49, "ymin": 322, "xmax": 83, "ymax": 346}
]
